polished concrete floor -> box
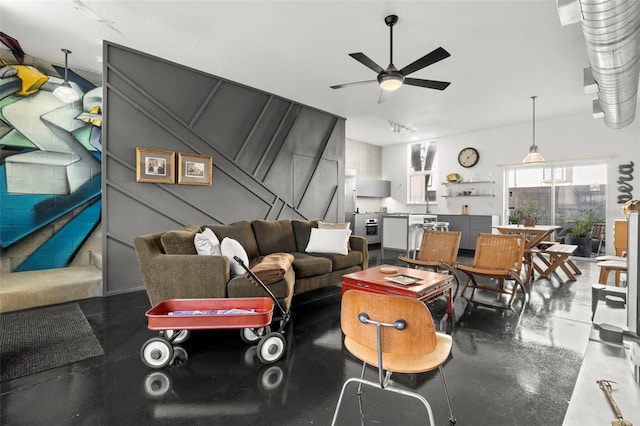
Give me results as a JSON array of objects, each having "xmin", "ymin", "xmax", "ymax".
[{"xmin": 1, "ymin": 248, "xmax": 600, "ymax": 425}]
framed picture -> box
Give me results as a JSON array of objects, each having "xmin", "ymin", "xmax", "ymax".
[
  {"xmin": 178, "ymin": 152, "xmax": 213, "ymax": 186},
  {"xmin": 136, "ymin": 147, "xmax": 175, "ymax": 184}
]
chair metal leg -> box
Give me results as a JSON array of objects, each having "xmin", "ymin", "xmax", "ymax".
[
  {"xmin": 331, "ymin": 377, "xmax": 436, "ymax": 426},
  {"xmin": 439, "ymin": 365, "xmax": 456, "ymax": 424},
  {"xmin": 357, "ymin": 362, "xmax": 367, "ymax": 395}
]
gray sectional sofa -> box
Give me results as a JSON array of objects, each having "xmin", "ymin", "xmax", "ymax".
[{"xmin": 133, "ymin": 219, "xmax": 368, "ymax": 309}]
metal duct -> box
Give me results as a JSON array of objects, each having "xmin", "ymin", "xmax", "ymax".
[{"xmin": 559, "ymin": 0, "xmax": 640, "ymax": 129}]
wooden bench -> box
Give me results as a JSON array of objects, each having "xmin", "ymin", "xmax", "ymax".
[{"xmin": 532, "ymin": 244, "xmax": 582, "ymax": 281}]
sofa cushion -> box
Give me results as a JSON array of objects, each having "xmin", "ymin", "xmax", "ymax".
[
  {"xmin": 305, "ymin": 228, "xmax": 352, "ymax": 256},
  {"xmin": 318, "ymin": 221, "xmax": 351, "ymax": 250},
  {"xmin": 318, "ymin": 221, "xmax": 350, "ymax": 230},
  {"xmin": 194, "ymin": 227, "xmax": 222, "ymax": 256},
  {"xmin": 205, "ymin": 221, "xmax": 259, "ymax": 259},
  {"xmin": 160, "ymin": 224, "xmax": 202, "ymax": 254},
  {"xmin": 221, "ymin": 238, "xmax": 249, "ymax": 275},
  {"xmin": 308, "ymin": 250, "xmax": 363, "ymax": 271},
  {"xmin": 292, "ymin": 219, "xmax": 320, "ymax": 252},
  {"xmin": 292, "ymin": 253, "xmax": 333, "ymax": 278},
  {"xmin": 252, "ymin": 220, "xmax": 297, "ymax": 255}
]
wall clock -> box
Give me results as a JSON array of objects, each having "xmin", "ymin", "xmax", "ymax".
[{"xmin": 458, "ymin": 147, "xmax": 479, "ymax": 168}]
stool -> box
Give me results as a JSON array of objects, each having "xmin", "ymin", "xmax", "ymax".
[
  {"xmin": 434, "ymin": 222, "xmax": 449, "ymax": 231},
  {"xmin": 595, "ymin": 255, "xmax": 625, "ymax": 262},
  {"xmin": 410, "ymin": 224, "xmax": 434, "ymax": 259},
  {"xmin": 597, "ymin": 260, "xmax": 627, "ymax": 286}
]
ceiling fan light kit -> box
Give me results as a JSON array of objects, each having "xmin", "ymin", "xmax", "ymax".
[
  {"xmin": 378, "ymin": 73, "xmax": 404, "ymax": 91},
  {"xmin": 522, "ymin": 95, "xmax": 545, "ymax": 164},
  {"xmin": 330, "ymin": 14, "xmax": 451, "ymax": 101},
  {"xmin": 53, "ymin": 48, "xmax": 80, "ymax": 103}
]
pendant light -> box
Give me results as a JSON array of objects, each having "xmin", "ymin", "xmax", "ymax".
[
  {"xmin": 522, "ymin": 95, "xmax": 545, "ymax": 164},
  {"xmin": 53, "ymin": 48, "xmax": 80, "ymax": 103}
]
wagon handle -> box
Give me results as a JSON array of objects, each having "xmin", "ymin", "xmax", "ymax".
[{"xmin": 233, "ymin": 256, "xmax": 289, "ymax": 320}]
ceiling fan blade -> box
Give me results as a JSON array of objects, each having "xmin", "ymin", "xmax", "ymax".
[
  {"xmin": 378, "ymin": 89, "xmax": 392, "ymax": 104},
  {"xmin": 349, "ymin": 52, "xmax": 385, "ymax": 74},
  {"xmin": 330, "ymin": 79, "xmax": 377, "ymax": 89},
  {"xmin": 399, "ymin": 47, "xmax": 450, "ymax": 76},
  {"xmin": 403, "ymin": 78, "xmax": 450, "ymax": 91}
]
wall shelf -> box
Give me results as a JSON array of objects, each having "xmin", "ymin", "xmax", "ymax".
[
  {"xmin": 442, "ymin": 180, "xmax": 495, "ymax": 197},
  {"xmin": 442, "ymin": 180, "xmax": 495, "ymax": 185},
  {"xmin": 441, "ymin": 194, "xmax": 495, "ymax": 198}
]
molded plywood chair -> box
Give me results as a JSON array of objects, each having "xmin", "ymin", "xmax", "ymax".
[
  {"xmin": 399, "ymin": 229, "xmax": 462, "ymax": 294},
  {"xmin": 456, "ymin": 233, "xmax": 526, "ymax": 306},
  {"xmin": 331, "ymin": 290, "xmax": 455, "ymax": 425}
]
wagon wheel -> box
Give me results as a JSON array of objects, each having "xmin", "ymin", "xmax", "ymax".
[
  {"xmin": 240, "ymin": 326, "xmax": 271, "ymax": 344},
  {"xmin": 141, "ymin": 337, "xmax": 174, "ymax": 369},
  {"xmin": 242, "ymin": 345, "xmax": 258, "ymax": 367},
  {"xmin": 170, "ymin": 346, "xmax": 189, "ymax": 366},
  {"xmin": 142, "ymin": 371, "xmax": 172, "ymax": 398},
  {"xmin": 257, "ymin": 332, "xmax": 286, "ymax": 364},
  {"xmin": 161, "ymin": 329, "xmax": 191, "ymax": 344},
  {"xmin": 258, "ymin": 365, "xmax": 285, "ymax": 392}
]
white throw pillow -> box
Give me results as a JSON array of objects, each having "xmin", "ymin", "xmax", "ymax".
[
  {"xmin": 318, "ymin": 221, "xmax": 351, "ymax": 230},
  {"xmin": 194, "ymin": 227, "xmax": 222, "ymax": 256},
  {"xmin": 221, "ymin": 237, "xmax": 249, "ymax": 275},
  {"xmin": 305, "ymin": 228, "xmax": 352, "ymax": 256}
]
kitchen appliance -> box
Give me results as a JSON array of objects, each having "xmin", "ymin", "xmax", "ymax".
[{"xmin": 365, "ymin": 218, "xmax": 380, "ymax": 244}]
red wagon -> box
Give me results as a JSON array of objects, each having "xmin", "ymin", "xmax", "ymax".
[{"xmin": 140, "ymin": 257, "xmax": 291, "ymax": 369}]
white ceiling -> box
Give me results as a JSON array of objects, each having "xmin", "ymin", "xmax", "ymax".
[{"xmin": 1, "ymin": 0, "xmax": 603, "ymax": 146}]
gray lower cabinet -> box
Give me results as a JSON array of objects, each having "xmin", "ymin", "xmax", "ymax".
[{"xmin": 437, "ymin": 214, "xmax": 500, "ymax": 250}]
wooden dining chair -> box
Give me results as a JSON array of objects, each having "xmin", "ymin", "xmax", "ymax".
[
  {"xmin": 398, "ymin": 229, "xmax": 461, "ymax": 294},
  {"xmin": 456, "ymin": 233, "xmax": 526, "ymax": 306},
  {"xmin": 331, "ymin": 290, "xmax": 456, "ymax": 425}
]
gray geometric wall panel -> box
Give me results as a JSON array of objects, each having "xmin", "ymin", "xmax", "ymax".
[{"xmin": 103, "ymin": 42, "xmax": 345, "ymax": 295}]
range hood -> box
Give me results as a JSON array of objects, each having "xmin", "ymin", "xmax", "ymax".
[{"xmin": 558, "ymin": 0, "xmax": 640, "ymax": 129}]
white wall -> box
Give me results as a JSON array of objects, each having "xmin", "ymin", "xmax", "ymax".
[
  {"xmin": 380, "ymin": 112, "xmax": 640, "ymax": 254},
  {"xmin": 346, "ymin": 138, "xmax": 383, "ymax": 213}
]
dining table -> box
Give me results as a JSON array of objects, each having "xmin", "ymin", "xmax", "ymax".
[{"xmin": 493, "ymin": 224, "xmax": 561, "ymax": 282}]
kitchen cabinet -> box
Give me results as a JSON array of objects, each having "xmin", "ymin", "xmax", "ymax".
[
  {"xmin": 437, "ymin": 214, "xmax": 500, "ymax": 250},
  {"xmin": 356, "ymin": 178, "xmax": 391, "ymax": 198},
  {"xmin": 381, "ymin": 214, "xmax": 438, "ymax": 257}
]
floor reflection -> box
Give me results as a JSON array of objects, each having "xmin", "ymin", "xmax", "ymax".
[{"xmin": 0, "ymin": 247, "xmax": 598, "ymax": 425}]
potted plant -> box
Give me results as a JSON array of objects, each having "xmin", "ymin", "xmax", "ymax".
[
  {"xmin": 519, "ymin": 199, "xmax": 546, "ymax": 226},
  {"xmin": 508, "ymin": 208, "xmax": 522, "ymax": 225},
  {"xmin": 564, "ymin": 209, "xmax": 597, "ymax": 257}
]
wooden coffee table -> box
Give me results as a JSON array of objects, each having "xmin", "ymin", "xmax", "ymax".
[{"xmin": 342, "ymin": 264, "xmax": 455, "ymax": 317}]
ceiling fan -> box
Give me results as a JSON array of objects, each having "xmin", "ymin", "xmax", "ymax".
[{"xmin": 330, "ymin": 15, "xmax": 451, "ymax": 103}]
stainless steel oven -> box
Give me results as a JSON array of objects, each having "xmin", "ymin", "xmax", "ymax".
[{"xmin": 365, "ymin": 218, "xmax": 380, "ymax": 243}]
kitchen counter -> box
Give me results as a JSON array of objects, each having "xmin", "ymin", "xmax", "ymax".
[{"xmin": 381, "ymin": 214, "xmax": 438, "ymax": 257}]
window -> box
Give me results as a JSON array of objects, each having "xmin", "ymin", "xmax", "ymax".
[
  {"xmin": 507, "ymin": 163, "xmax": 606, "ymax": 229},
  {"xmin": 408, "ymin": 141, "xmax": 437, "ymax": 203}
]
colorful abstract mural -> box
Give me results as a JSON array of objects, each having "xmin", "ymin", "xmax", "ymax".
[{"xmin": 0, "ymin": 44, "xmax": 102, "ymax": 272}]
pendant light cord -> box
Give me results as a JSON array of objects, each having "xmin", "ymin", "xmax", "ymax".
[{"xmin": 532, "ymin": 95, "xmax": 537, "ymax": 148}]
